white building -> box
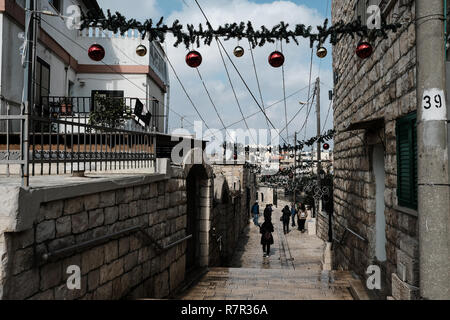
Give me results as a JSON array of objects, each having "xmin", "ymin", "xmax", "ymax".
[{"xmin": 0, "ymin": 0, "xmax": 169, "ymax": 134}]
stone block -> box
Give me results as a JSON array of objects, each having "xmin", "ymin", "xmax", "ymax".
[
  {"xmin": 36, "ymin": 220, "xmax": 56, "ymax": 243},
  {"xmin": 118, "ymin": 204, "xmax": 129, "ymax": 221},
  {"xmin": 154, "ymin": 270, "xmax": 169, "ymax": 299},
  {"xmin": 147, "ymin": 199, "xmax": 158, "ymax": 213},
  {"xmin": 56, "ymin": 216, "xmax": 72, "ymax": 238},
  {"xmin": 40, "ymin": 200, "xmax": 64, "ymax": 221},
  {"xmin": 40, "ymin": 261, "xmax": 62, "ymax": 291},
  {"xmin": 391, "ymin": 273, "xmax": 419, "ymax": 300},
  {"xmin": 130, "ymin": 265, "xmax": 143, "ymax": 288},
  {"xmin": 93, "ymin": 281, "xmax": 112, "ymax": 300},
  {"xmin": 100, "ymin": 191, "xmax": 116, "ymax": 208},
  {"xmin": 129, "ymin": 201, "xmax": 138, "ymax": 217},
  {"xmin": 104, "ymin": 240, "xmax": 119, "ymax": 264},
  {"xmin": 88, "ymin": 269, "xmax": 100, "ymax": 291},
  {"xmin": 169, "ymin": 257, "xmax": 185, "ymax": 292},
  {"xmin": 8, "ymin": 269, "xmax": 40, "ymax": 299},
  {"xmin": 396, "ymin": 249, "xmax": 419, "ymax": 286},
  {"xmin": 14, "ymin": 229, "xmax": 35, "ymax": 249},
  {"xmin": 124, "ymin": 251, "xmax": 139, "ymax": 272},
  {"xmin": 104, "ymin": 207, "xmax": 119, "ymax": 225},
  {"xmin": 12, "ymin": 247, "xmax": 34, "ymax": 275},
  {"xmin": 118, "ymin": 237, "xmax": 130, "ymax": 257},
  {"xmin": 29, "ymin": 289, "xmax": 55, "ymax": 300},
  {"xmin": 100, "ymin": 259, "xmax": 124, "ymax": 284},
  {"xmin": 157, "ymin": 182, "xmax": 165, "ymax": 196},
  {"xmin": 48, "ymin": 235, "xmax": 75, "ymax": 252},
  {"xmin": 129, "ymin": 235, "xmax": 141, "ymax": 252},
  {"xmin": 133, "ymin": 186, "xmax": 143, "ymax": 201},
  {"xmin": 81, "ymin": 246, "xmax": 104, "ymax": 274},
  {"xmin": 149, "ymin": 184, "xmax": 158, "ymax": 198},
  {"xmin": 116, "ymin": 188, "xmax": 134, "ymax": 204},
  {"xmin": 89, "ymin": 209, "xmax": 105, "ymax": 228},
  {"xmin": 64, "ymin": 197, "xmax": 85, "ymax": 215},
  {"xmin": 84, "ymin": 194, "xmax": 100, "ymax": 211},
  {"xmin": 71, "ymin": 212, "xmax": 89, "ymax": 234}
]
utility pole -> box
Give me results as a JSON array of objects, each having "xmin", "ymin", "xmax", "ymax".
[
  {"xmin": 416, "ymin": 0, "xmax": 450, "ymax": 299},
  {"xmin": 315, "ymin": 77, "xmax": 321, "ymax": 218},
  {"xmin": 21, "ymin": 0, "xmax": 37, "ymax": 187},
  {"xmin": 293, "ymin": 131, "xmax": 297, "ymax": 204}
]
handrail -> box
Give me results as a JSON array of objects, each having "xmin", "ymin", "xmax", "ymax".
[
  {"xmin": 40, "ymin": 225, "xmax": 192, "ymax": 262},
  {"xmin": 41, "ymin": 225, "xmax": 142, "ymax": 262},
  {"xmin": 333, "ymin": 227, "xmax": 368, "ymax": 246}
]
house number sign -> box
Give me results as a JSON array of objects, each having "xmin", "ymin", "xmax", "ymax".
[{"xmin": 422, "ymin": 88, "xmax": 447, "ymax": 121}]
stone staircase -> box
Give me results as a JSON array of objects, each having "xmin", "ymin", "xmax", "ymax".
[{"xmin": 177, "ymin": 267, "xmax": 358, "ymax": 300}]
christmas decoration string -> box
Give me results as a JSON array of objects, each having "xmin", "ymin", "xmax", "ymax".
[{"xmin": 80, "ymin": 10, "xmax": 402, "ymax": 49}]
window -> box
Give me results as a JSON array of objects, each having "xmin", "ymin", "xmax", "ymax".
[
  {"xmin": 35, "ymin": 58, "xmax": 50, "ymax": 106},
  {"xmin": 49, "ymin": 0, "xmax": 62, "ymax": 13},
  {"xmin": 396, "ymin": 112, "xmax": 418, "ymax": 210}
]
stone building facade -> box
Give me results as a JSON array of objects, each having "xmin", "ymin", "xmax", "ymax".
[
  {"xmin": 332, "ymin": 0, "xmax": 419, "ymax": 299},
  {"xmin": 209, "ymin": 164, "xmax": 258, "ymax": 265},
  {"xmin": 0, "ymin": 160, "xmax": 254, "ymax": 300}
]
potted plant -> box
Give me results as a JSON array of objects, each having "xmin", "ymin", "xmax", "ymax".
[{"xmin": 89, "ymin": 94, "xmax": 131, "ymax": 129}]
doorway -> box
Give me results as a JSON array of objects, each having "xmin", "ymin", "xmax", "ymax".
[{"xmin": 185, "ymin": 164, "xmax": 210, "ymax": 273}]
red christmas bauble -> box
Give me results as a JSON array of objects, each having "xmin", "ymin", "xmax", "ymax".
[
  {"xmin": 356, "ymin": 42, "xmax": 373, "ymax": 59},
  {"xmin": 88, "ymin": 44, "xmax": 105, "ymax": 62},
  {"xmin": 268, "ymin": 51, "xmax": 285, "ymax": 68},
  {"xmin": 323, "ymin": 143, "xmax": 330, "ymax": 150},
  {"xmin": 186, "ymin": 50, "xmax": 202, "ymax": 68}
]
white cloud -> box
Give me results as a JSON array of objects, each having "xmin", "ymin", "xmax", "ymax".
[{"xmin": 97, "ymin": 0, "xmax": 334, "ymax": 144}]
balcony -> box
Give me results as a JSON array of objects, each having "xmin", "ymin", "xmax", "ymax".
[{"xmin": 0, "ymin": 96, "xmax": 159, "ymax": 183}]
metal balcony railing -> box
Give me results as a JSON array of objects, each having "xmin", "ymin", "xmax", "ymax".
[{"xmin": 0, "ymin": 96, "xmax": 160, "ymax": 185}]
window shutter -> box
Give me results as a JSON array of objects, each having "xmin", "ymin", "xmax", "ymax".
[{"xmin": 396, "ymin": 112, "xmax": 418, "ymax": 209}]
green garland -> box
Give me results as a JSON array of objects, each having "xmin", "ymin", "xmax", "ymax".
[
  {"xmin": 279, "ymin": 129, "xmax": 335, "ymax": 152},
  {"xmin": 81, "ymin": 10, "xmax": 401, "ymax": 49}
]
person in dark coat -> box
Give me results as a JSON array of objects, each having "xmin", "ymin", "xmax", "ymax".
[
  {"xmin": 260, "ymin": 216, "xmax": 274, "ymax": 257},
  {"xmin": 263, "ymin": 204, "xmax": 273, "ymax": 221},
  {"xmin": 281, "ymin": 205, "xmax": 291, "ymax": 234}
]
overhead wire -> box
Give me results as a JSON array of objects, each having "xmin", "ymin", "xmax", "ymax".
[
  {"xmin": 281, "ymin": 40, "xmax": 289, "ymax": 143},
  {"xmin": 40, "ymin": 18, "xmax": 196, "ymax": 129},
  {"xmin": 202, "ymin": 84, "xmax": 311, "ymax": 141},
  {"xmin": 195, "ymin": 67, "xmax": 232, "ymax": 139},
  {"xmin": 193, "ymin": 0, "xmax": 288, "ymax": 145},
  {"xmin": 248, "ymin": 39, "xmax": 270, "ymax": 131},
  {"xmin": 215, "ymin": 38, "xmax": 258, "ymax": 145}
]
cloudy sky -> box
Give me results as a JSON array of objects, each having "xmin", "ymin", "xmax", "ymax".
[{"xmin": 96, "ymin": 0, "xmax": 334, "ymax": 145}]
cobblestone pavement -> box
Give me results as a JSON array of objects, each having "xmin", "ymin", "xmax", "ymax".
[{"xmin": 178, "ymin": 201, "xmax": 356, "ymax": 300}]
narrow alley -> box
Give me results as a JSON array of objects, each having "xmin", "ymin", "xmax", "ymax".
[{"xmin": 177, "ymin": 201, "xmax": 362, "ymax": 300}]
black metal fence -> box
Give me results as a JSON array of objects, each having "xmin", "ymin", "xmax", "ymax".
[{"xmin": 0, "ymin": 96, "xmax": 157, "ymax": 186}]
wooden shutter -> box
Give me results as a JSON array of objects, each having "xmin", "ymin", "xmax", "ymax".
[{"xmin": 396, "ymin": 112, "xmax": 418, "ymax": 209}]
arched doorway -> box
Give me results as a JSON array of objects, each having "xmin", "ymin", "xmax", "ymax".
[{"xmin": 185, "ymin": 164, "xmax": 211, "ymax": 273}]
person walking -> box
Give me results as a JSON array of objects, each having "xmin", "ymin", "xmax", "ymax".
[
  {"xmin": 281, "ymin": 205, "xmax": 291, "ymax": 234},
  {"xmin": 251, "ymin": 201, "xmax": 260, "ymax": 226},
  {"xmin": 263, "ymin": 204, "xmax": 273, "ymax": 221},
  {"xmin": 291, "ymin": 203, "xmax": 297, "ymax": 227},
  {"xmin": 260, "ymin": 216, "xmax": 274, "ymax": 257},
  {"xmin": 298, "ymin": 204, "xmax": 308, "ymax": 233}
]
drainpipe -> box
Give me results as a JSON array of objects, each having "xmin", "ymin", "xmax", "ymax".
[{"xmin": 416, "ymin": 0, "xmax": 450, "ymax": 299}]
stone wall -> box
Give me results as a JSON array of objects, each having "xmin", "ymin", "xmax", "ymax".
[
  {"xmin": 317, "ymin": 210, "xmax": 330, "ymax": 243},
  {"xmin": 1, "ymin": 174, "xmax": 188, "ymax": 300},
  {"xmin": 0, "ymin": 162, "xmax": 253, "ymax": 300},
  {"xmin": 332, "ymin": 0, "xmax": 419, "ymax": 298},
  {"xmin": 210, "ymin": 164, "xmax": 257, "ymax": 265}
]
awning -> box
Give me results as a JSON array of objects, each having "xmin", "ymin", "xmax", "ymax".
[{"xmin": 343, "ymin": 117, "xmax": 385, "ymax": 132}]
